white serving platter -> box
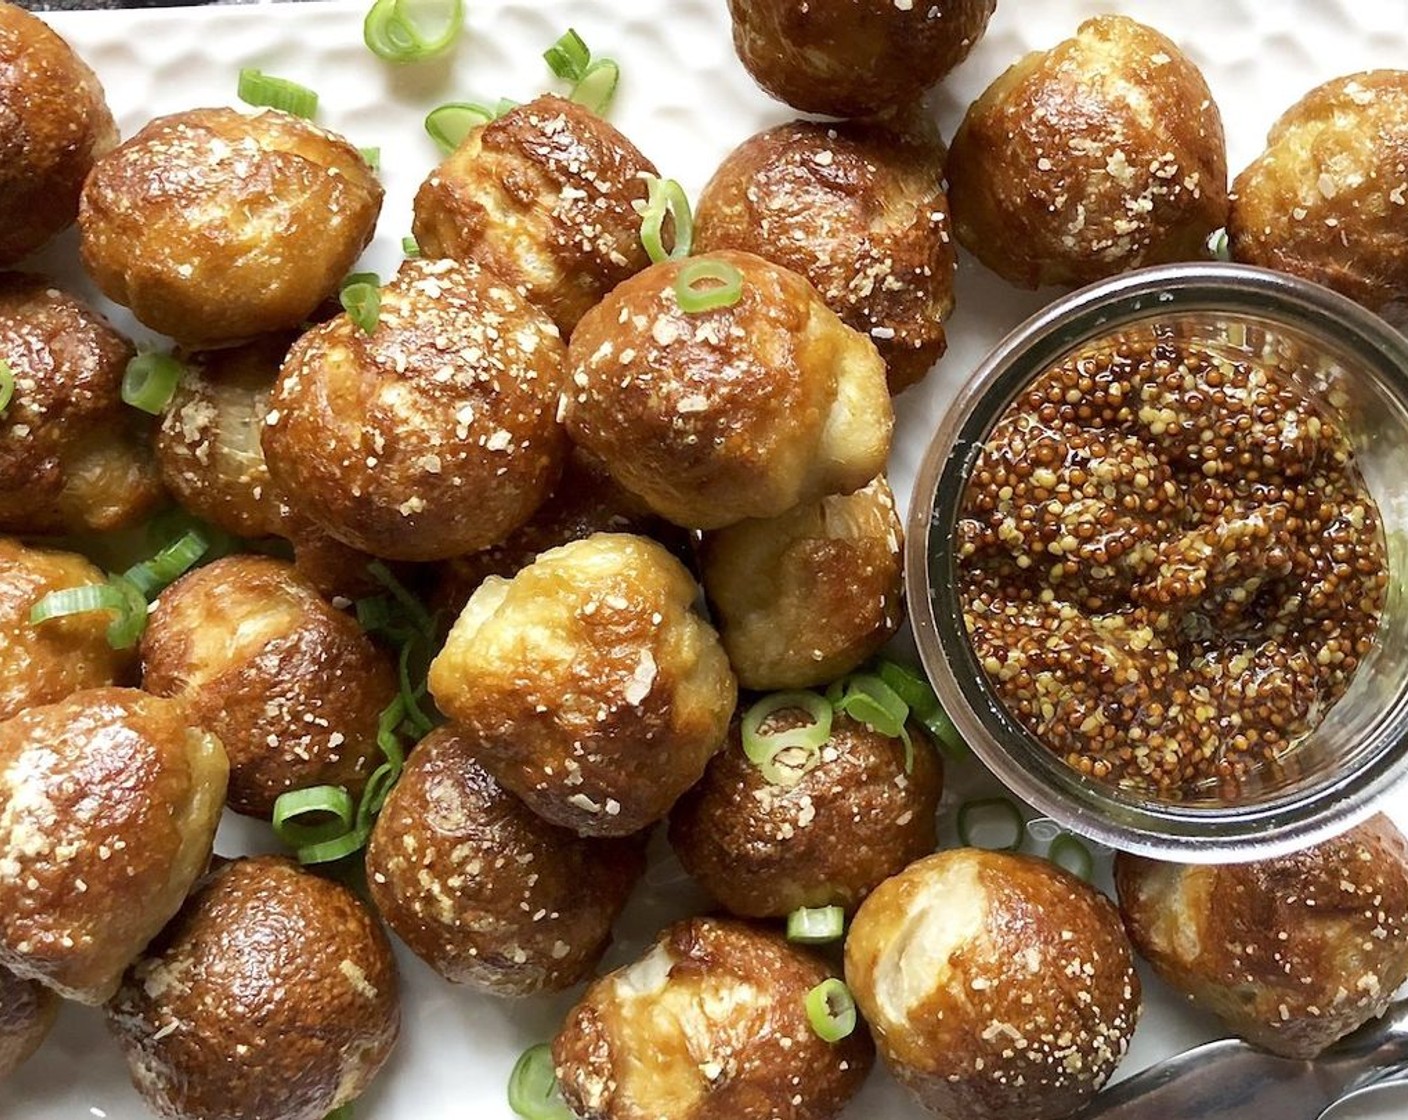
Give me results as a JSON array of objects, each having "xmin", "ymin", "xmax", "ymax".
[{"xmin": 5, "ymin": 0, "xmax": 1408, "ymax": 1117}]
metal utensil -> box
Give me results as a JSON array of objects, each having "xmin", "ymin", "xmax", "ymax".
[{"xmin": 1083, "ymin": 999, "xmax": 1408, "ymax": 1120}]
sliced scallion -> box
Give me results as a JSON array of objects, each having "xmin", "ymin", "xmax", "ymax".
[
  {"xmin": 1208, "ymin": 227, "xmax": 1231, "ymax": 262},
  {"xmin": 508, "ymin": 1043, "xmax": 571, "ymax": 1120},
  {"xmin": 398, "ymin": 635, "xmax": 435, "ymax": 736},
  {"xmin": 272, "ymin": 785, "xmax": 357, "ymax": 849},
  {"xmin": 741, "ymin": 691, "xmax": 832, "ymax": 786},
  {"xmin": 957, "ymin": 797, "xmax": 1025, "ymax": 852},
  {"xmin": 543, "ymin": 28, "xmax": 590, "ymax": 81},
  {"xmin": 125, "ymin": 527, "xmax": 211, "ymax": 597},
  {"xmin": 359, "ymin": 146, "xmax": 381, "ymax": 172},
  {"xmin": 363, "ymin": 0, "xmax": 463, "ymax": 63},
  {"xmin": 637, "ymin": 176, "xmax": 693, "ymax": 264},
  {"xmin": 0, "ymin": 359, "xmax": 14, "ymax": 415},
  {"xmin": 29, "ymin": 582, "xmax": 130, "ymax": 626},
  {"xmin": 569, "ymin": 57, "xmax": 619, "ymax": 115},
  {"xmin": 425, "ymin": 101, "xmax": 495, "ymax": 154},
  {"xmin": 122, "ymin": 351, "xmax": 184, "ymax": 415},
  {"xmin": 103, "ymin": 575, "xmax": 149, "ymax": 650},
  {"xmin": 340, "ymin": 274, "xmax": 381, "ymax": 335},
  {"xmin": 1048, "ymin": 832, "xmax": 1094, "ymax": 881},
  {"xmin": 675, "ymin": 258, "xmax": 743, "ymax": 314},
  {"xmin": 402, "ymin": 236, "xmax": 421, "ymax": 258},
  {"xmin": 873, "ymin": 658, "xmax": 966, "ymax": 759},
  {"xmin": 237, "ymin": 68, "xmax": 319, "ymax": 118},
  {"xmin": 367, "ymin": 560, "xmax": 436, "ymax": 641},
  {"xmin": 787, "ymin": 905, "xmax": 845, "ymax": 945},
  {"xmin": 830, "ymin": 673, "xmax": 914, "ymax": 773},
  {"xmin": 805, "ymin": 978, "xmax": 857, "ymax": 1043}
]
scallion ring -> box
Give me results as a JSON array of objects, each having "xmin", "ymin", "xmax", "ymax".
[
  {"xmin": 805, "ymin": 978, "xmax": 857, "ymax": 1043},
  {"xmin": 340, "ymin": 275, "xmax": 381, "ymax": 335},
  {"xmin": 402, "ymin": 236, "xmax": 421, "ymax": 258},
  {"xmin": 1048, "ymin": 832, "xmax": 1094, "ymax": 881},
  {"xmin": 1208, "ymin": 227, "xmax": 1230, "ymax": 261},
  {"xmin": 674, "ymin": 258, "xmax": 743, "ymax": 314},
  {"xmin": 363, "ymin": 0, "xmax": 464, "ymax": 63},
  {"xmin": 957, "ymin": 796, "xmax": 1025, "ymax": 852},
  {"xmin": 367, "ymin": 560, "xmax": 436, "ymax": 640},
  {"xmin": 0, "ymin": 359, "xmax": 14, "ymax": 415},
  {"xmin": 105, "ymin": 575, "xmax": 149, "ymax": 650},
  {"xmin": 357, "ymin": 761, "xmax": 401, "ymax": 828},
  {"xmin": 237, "ymin": 68, "xmax": 318, "ymax": 118},
  {"xmin": 543, "ymin": 28, "xmax": 590, "ymax": 81},
  {"xmin": 121, "ymin": 351, "xmax": 184, "ymax": 415},
  {"xmin": 295, "ymin": 826, "xmax": 372, "ymax": 866},
  {"xmin": 741, "ymin": 690, "xmax": 832, "ymax": 786},
  {"xmin": 376, "ymin": 695, "xmax": 409, "ymax": 769},
  {"xmin": 424, "ymin": 101, "xmax": 495, "ymax": 154},
  {"xmin": 637, "ymin": 175, "xmax": 693, "ymax": 264},
  {"xmin": 873, "ymin": 658, "xmax": 967, "ymax": 758},
  {"xmin": 569, "ymin": 57, "xmax": 619, "ymax": 115},
  {"xmin": 272, "ymin": 785, "xmax": 356, "ymax": 849},
  {"xmin": 29, "ymin": 582, "xmax": 130, "ymax": 626},
  {"xmin": 831, "ymin": 673, "xmax": 914, "ymax": 772},
  {"xmin": 397, "ymin": 635, "xmax": 435, "ymax": 736},
  {"xmin": 507, "ymin": 1043, "xmax": 572, "ymax": 1120},
  {"xmin": 358, "ymin": 146, "xmax": 381, "ymax": 172},
  {"xmin": 787, "ymin": 905, "xmax": 845, "ymax": 945}
]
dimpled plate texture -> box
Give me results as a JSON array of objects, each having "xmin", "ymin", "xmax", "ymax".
[{"xmin": 6, "ymin": 1, "xmax": 1408, "ymax": 1118}]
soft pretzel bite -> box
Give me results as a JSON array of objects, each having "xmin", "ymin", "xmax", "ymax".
[
  {"xmin": 79, "ymin": 107, "xmax": 382, "ymax": 346},
  {"xmin": 0, "ymin": 1, "xmax": 117, "ymax": 266},
  {"xmin": 563, "ymin": 251, "xmax": 892, "ymax": 530},
  {"xmin": 412, "ymin": 94, "xmax": 659, "ymax": 336},
  {"xmin": 428, "ymin": 533, "xmax": 736, "ymax": 837},
  {"xmin": 0, "ymin": 274, "xmax": 162, "ymax": 535},
  {"xmin": 948, "ymin": 15, "xmax": 1228, "ymax": 288},
  {"xmin": 262, "ymin": 258, "xmax": 568, "ymax": 562},
  {"xmin": 0, "ymin": 688, "xmax": 227, "ymax": 1004}
]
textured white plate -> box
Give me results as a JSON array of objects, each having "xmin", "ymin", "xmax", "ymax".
[{"xmin": 5, "ymin": 1, "xmax": 1408, "ymax": 1118}]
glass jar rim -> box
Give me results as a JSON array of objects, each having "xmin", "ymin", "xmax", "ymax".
[{"xmin": 906, "ymin": 261, "xmax": 1408, "ymax": 862}]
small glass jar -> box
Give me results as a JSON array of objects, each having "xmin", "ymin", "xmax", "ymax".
[{"xmin": 908, "ymin": 262, "xmax": 1408, "ymax": 861}]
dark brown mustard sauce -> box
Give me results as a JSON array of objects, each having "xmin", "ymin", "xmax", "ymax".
[{"xmin": 957, "ymin": 330, "xmax": 1388, "ymax": 798}]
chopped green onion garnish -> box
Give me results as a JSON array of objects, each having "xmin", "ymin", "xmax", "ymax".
[
  {"xmin": 425, "ymin": 102, "xmax": 495, "ymax": 154},
  {"xmin": 805, "ymin": 979, "xmax": 857, "ymax": 1043},
  {"xmin": 272, "ymin": 785, "xmax": 357, "ymax": 849},
  {"xmin": 569, "ymin": 57, "xmax": 619, "ymax": 115},
  {"xmin": 0, "ymin": 359, "xmax": 13, "ymax": 415},
  {"xmin": 674, "ymin": 258, "xmax": 743, "ymax": 314},
  {"xmin": 367, "ymin": 560, "xmax": 436, "ymax": 641},
  {"xmin": 325, "ymin": 1106, "xmax": 353, "ymax": 1120},
  {"xmin": 957, "ymin": 797, "xmax": 1025, "ymax": 852},
  {"xmin": 356, "ymin": 594, "xmax": 396, "ymax": 635},
  {"xmin": 363, "ymin": 0, "xmax": 464, "ymax": 63},
  {"xmin": 375, "ymin": 695, "xmax": 409, "ymax": 770},
  {"xmin": 543, "ymin": 28, "xmax": 590, "ymax": 81},
  {"xmin": 125, "ymin": 528, "xmax": 211, "ymax": 597},
  {"xmin": 398, "ymin": 635, "xmax": 435, "ymax": 736},
  {"xmin": 122, "ymin": 351, "xmax": 184, "ymax": 415},
  {"xmin": 402, "ymin": 236, "xmax": 421, "ymax": 258},
  {"xmin": 237, "ymin": 68, "xmax": 319, "ymax": 118},
  {"xmin": 1048, "ymin": 832, "xmax": 1094, "ymax": 881},
  {"xmin": 637, "ymin": 175, "xmax": 693, "ymax": 264},
  {"xmin": 741, "ymin": 691, "xmax": 831, "ymax": 786},
  {"xmin": 29, "ymin": 582, "xmax": 130, "ymax": 626},
  {"xmin": 495, "ymin": 97, "xmax": 520, "ymax": 117},
  {"xmin": 873, "ymin": 658, "xmax": 966, "ymax": 759},
  {"xmin": 787, "ymin": 905, "xmax": 845, "ymax": 944},
  {"xmin": 508, "ymin": 1043, "xmax": 571, "ymax": 1120},
  {"xmin": 340, "ymin": 275, "xmax": 381, "ymax": 335},
  {"xmin": 1208, "ymin": 227, "xmax": 1230, "ymax": 261},
  {"xmin": 359, "ymin": 146, "xmax": 381, "ymax": 172},
  {"xmin": 829, "ymin": 672, "xmax": 914, "ymax": 773}
]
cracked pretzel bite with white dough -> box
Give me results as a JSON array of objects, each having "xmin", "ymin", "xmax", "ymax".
[
  {"xmin": 698, "ymin": 475, "xmax": 903, "ymax": 691},
  {"xmin": 0, "ymin": 965, "xmax": 57, "ymax": 1081},
  {"xmin": 947, "ymin": 15, "xmax": 1228, "ymax": 288},
  {"xmin": 1114, "ymin": 814, "xmax": 1408, "ymax": 1059},
  {"xmin": 262, "ymin": 258, "xmax": 568, "ymax": 562},
  {"xmin": 0, "ymin": 273, "xmax": 163, "ymax": 536},
  {"xmin": 79, "ymin": 107, "xmax": 382, "ymax": 347},
  {"xmin": 727, "ymin": 0, "xmax": 995, "ymax": 119},
  {"xmin": 0, "ymin": 0, "xmax": 117, "ymax": 266},
  {"xmin": 694, "ymin": 116, "xmax": 955, "ymax": 394},
  {"xmin": 1228, "ymin": 71, "xmax": 1408, "ymax": 313},
  {"xmin": 553, "ymin": 916, "xmax": 873, "ymax": 1120},
  {"xmin": 141, "ymin": 555, "xmax": 397, "ymax": 819},
  {"xmin": 563, "ymin": 251, "xmax": 892, "ymax": 530},
  {"xmin": 0, "ymin": 537, "xmax": 133, "ymax": 723},
  {"xmin": 428, "ymin": 532, "xmax": 736, "ymax": 837},
  {"xmin": 107, "ymin": 855, "xmax": 399, "ymax": 1120},
  {"xmin": 669, "ymin": 709, "xmax": 942, "ymax": 918},
  {"xmin": 413, "ymin": 94, "xmax": 659, "ymax": 336},
  {"xmin": 845, "ymin": 848, "xmax": 1141, "ymax": 1120},
  {"xmin": 0, "ymin": 688, "xmax": 227, "ymax": 1005},
  {"xmin": 366, "ymin": 726, "xmax": 645, "ymax": 996}
]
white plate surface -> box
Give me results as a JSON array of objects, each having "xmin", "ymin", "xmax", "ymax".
[{"xmin": 5, "ymin": 1, "xmax": 1408, "ymax": 1117}]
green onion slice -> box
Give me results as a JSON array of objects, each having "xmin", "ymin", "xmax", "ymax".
[
  {"xmin": 495, "ymin": 97, "xmax": 520, "ymax": 117},
  {"xmin": 637, "ymin": 176, "xmax": 693, "ymax": 264},
  {"xmin": 125, "ymin": 528, "xmax": 211, "ymax": 597},
  {"xmin": 1048, "ymin": 832, "xmax": 1094, "ymax": 881},
  {"xmin": 367, "ymin": 561, "xmax": 436, "ymax": 640},
  {"xmin": 1208, "ymin": 227, "xmax": 1230, "ymax": 261},
  {"xmin": 122, "ymin": 351, "xmax": 184, "ymax": 415},
  {"xmin": 359, "ymin": 146, "xmax": 381, "ymax": 172},
  {"xmin": 741, "ymin": 691, "xmax": 831, "ymax": 786},
  {"xmin": 340, "ymin": 277, "xmax": 381, "ymax": 335},
  {"xmin": 569, "ymin": 57, "xmax": 619, "ymax": 115},
  {"xmin": 0, "ymin": 359, "xmax": 14, "ymax": 415},
  {"xmin": 957, "ymin": 797, "xmax": 1025, "ymax": 852},
  {"xmin": 874, "ymin": 658, "xmax": 966, "ymax": 758},
  {"xmin": 104, "ymin": 575, "xmax": 149, "ymax": 650},
  {"xmin": 30, "ymin": 582, "xmax": 130, "ymax": 626},
  {"xmin": 543, "ymin": 28, "xmax": 590, "ymax": 81},
  {"xmin": 831, "ymin": 673, "xmax": 914, "ymax": 773},
  {"xmin": 787, "ymin": 905, "xmax": 845, "ymax": 945},
  {"xmin": 508, "ymin": 1043, "xmax": 572, "ymax": 1120},
  {"xmin": 237, "ymin": 68, "xmax": 319, "ymax": 118},
  {"xmin": 363, "ymin": 0, "xmax": 463, "ymax": 63},
  {"xmin": 273, "ymin": 785, "xmax": 357, "ymax": 849},
  {"xmin": 805, "ymin": 979, "xmax": 857, "ymax": 1043},
  {"xmin": 425, "ymin": 101, "xmax": 495, "ymax": 154},
  {"xmin": 376, "ymin": 695, "xmax": 408, "ymax": 770},
  {"xmin": 402, "ymin": 236, "xmax": 421, "ymax": 258},
  {"xmin": 398, "ymin": 635, "xmax": 435, "ymax": 736},
  {"xmin": 295, "ymin": 826, "xmax": 372, "ymax": 865},
  {"xmin": 675, "ymin": 258, "xmax": 743, "ymax": 314}
]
